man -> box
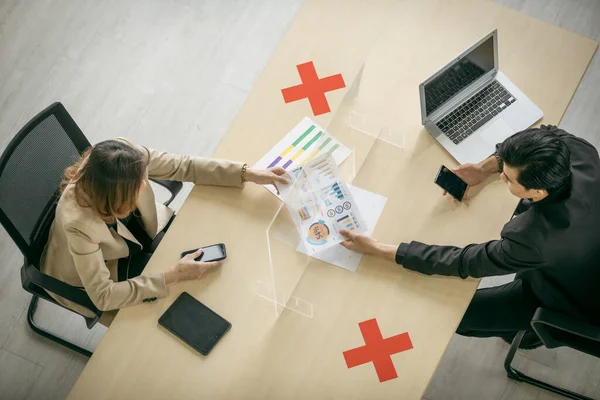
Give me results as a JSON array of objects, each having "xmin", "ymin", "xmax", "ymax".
[{"xmin": 340, "ymin": 125, "xmax": 600, "ymax": 348}]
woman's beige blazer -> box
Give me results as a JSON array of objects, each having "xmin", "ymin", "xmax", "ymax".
[{"xmin": 40, "ymin": 138, "xmax": 243, "ymax": 324}]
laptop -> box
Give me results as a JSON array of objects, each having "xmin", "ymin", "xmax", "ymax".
[{"xmin": 419, "ymin": 29, "xmax": 543, "ymax": 165}]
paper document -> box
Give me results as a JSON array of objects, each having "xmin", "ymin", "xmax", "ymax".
[
  {"xmin": 255, "ymin": 117, "xmax": 351, "ymax": 197},
  {"xmin": 276, "ymin": 153, "xmax": 367, "ymax": 254},
  {"xmin": 297, "ymin": 185, "xmax": 387, "ymax": 271}
]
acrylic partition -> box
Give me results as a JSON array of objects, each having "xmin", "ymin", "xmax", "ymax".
[{"xmin": 256, "ymin": 62, "xmax": 407, "ymax": 319}]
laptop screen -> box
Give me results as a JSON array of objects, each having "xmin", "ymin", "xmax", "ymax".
[{"xmin": 424, "ymin": 36, "xmax": 495, "ymax": 117}]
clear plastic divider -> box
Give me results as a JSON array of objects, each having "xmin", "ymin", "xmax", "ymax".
[{"xmin": 256, "ymin": 61, "xmax": 406, "ymax": 318}]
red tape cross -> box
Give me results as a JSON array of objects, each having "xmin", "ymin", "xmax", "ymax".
[
  {"xmin": 343, "ymin": 318, "xmax": 413, "ymax": 383},
  {"xmin": 281, "ymin": 61, "xmax": 346, "ymax": 116}
]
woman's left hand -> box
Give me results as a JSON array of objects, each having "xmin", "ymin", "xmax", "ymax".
[{"xmin": 245, "ymin": 167, "xmax": 290, "ymax": 186}]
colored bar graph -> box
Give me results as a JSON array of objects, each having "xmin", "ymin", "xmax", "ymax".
[
  {"xmin": 282, "ymin": 152, "xmax": 302, "ymax": 169},
  {"xmin": 322, "ymin": 182, "xmax": 344, "ymax": 200},
  {"xmin": 267, "ymin": 125, "xmax": 315, "ymax": 168},
  {"xmin": 302, "ymin": 137, "xmax": 332, "ymax": 165},
  {"xmin": 282, "ymin": 131, "xmax": 323, "ymax": 168},
  {"xmin": 302, "ymin": 131, "xmax": 323, "ymax": 150},
  {"xmin": 267, "ymin": 156, "xmax": 283, "ymax": 169},
  {"xmin": 337, "ymin": 215, "xmax": 355, "ymax": 230},
  {"xmin": 268, "ymin": 146, "xmax": 293, "ymax": 168},
  {"xmin": 298, "ymin": 206, "xmax": 311, "ymax": 220},
  {"xmin": 328, "ymin": 143, "xmax": 340, "ymax": 154}
]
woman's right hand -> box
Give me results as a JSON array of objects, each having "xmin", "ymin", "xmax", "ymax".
[{"xmin": 164, "ymin": 249, "xmax": 222, "ymax": 285}]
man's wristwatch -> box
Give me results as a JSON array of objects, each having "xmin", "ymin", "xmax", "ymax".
[{"xmin": 494, "ymin": 153, "xmax": 504, "ymax": 173}]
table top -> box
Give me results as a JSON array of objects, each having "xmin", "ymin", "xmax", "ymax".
[{"xmin": 68, "ymin": 0, "xmax": 597, "ymax": 399}]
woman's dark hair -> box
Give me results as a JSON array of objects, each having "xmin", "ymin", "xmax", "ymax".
[
  {"xmin": 497, "ymin": 128, "xmax": 571, "ymax": 193},
  {"xmin": 60, "ymin": 140, "xmax": 148, "ymax": 223}
]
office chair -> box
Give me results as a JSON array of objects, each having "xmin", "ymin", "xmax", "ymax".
[
  {"xmin": 0, "ymin": 102, "xmax": 183, "ymax": 357},
  {"xmin": 504, "ymin": 307, "xmax": 600, "ymax": 400}
]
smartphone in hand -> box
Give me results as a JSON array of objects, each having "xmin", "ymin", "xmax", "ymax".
[
  {"xmin": 181, "ymin": 243, "xmax": 227, "ymax": 262},
  {"xmin": 434, "ymin": 165, "xmax": 468, "ymax": 201}
]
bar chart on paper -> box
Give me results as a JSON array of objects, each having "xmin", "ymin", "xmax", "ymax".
[
  {"xmin": 322, "ymin": 183, "xmax": 345, "ymax": 200},
  {"xmin": 336, "ymin": 214, "xmax": 359, "ymax": 231},
  {"xmin": 255, "ymin": 117, "xmax": 351, "ymax": 174}
]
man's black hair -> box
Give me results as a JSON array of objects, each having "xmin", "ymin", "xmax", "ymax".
[{"xmin": 497, "ymin": 128, "xmax": 571, "ymax": 193}]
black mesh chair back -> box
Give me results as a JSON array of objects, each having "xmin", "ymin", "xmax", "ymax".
[
  {"xmin": 0, "ymin": 103, "xmax": 102, "ymax": 356},
  {"xmin": 0, "ymin": 102, "xmax": 91, "ymax": 265},
  {"xmin": 1, "ymin": 102, "xmax": 182, "ymax": 357}
]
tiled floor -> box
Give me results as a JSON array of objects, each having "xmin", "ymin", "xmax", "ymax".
[{"xmin": 0, "ymin": 1, "xmax": 598, "ymax": 399}]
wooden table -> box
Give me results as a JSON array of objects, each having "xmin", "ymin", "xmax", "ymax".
[{"xmin": 68, "ymin": 0, "xmax": 597, "ymax": 399}]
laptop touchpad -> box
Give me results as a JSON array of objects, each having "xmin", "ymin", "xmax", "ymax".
[{"xmin": 481, "ymin": 119, "xmax": 515, "ymax": 145}]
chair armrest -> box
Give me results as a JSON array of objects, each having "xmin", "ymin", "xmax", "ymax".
[
  {"xmin": 531, "ymin": 307, "xmax": 600, "ymax": 350},
  {"xmin": 21, "ymin": 263, "xmax": 101, "ymax": 318},
  {"xmin": 149, "ymin": 178, "xmax": 183, "ymax": 206}
]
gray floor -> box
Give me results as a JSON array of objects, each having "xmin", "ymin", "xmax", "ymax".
[{"xmin": 0, "ymin": 1, "xmax": 598, "ymax": 399}]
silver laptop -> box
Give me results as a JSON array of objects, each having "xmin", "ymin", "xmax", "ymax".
[{"xmin": 419, "ymin": 29, "xmax": 543, "ymax": 165}]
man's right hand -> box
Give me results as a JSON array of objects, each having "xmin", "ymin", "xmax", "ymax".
[
  {"xmin": 339, "ymin": 230, "xmax": 397, "ymax": 262},
  {"xmin": 164, "ymin": 249, "xmax": 222, "ymax": 285},
  {"xmin": 442, "ymin": 159, "xmax": 498, "ymax": 201}
]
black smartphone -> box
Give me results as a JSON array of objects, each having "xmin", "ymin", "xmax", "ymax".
[
  {"xmin": 434, "ymin": 165, "xmax": 468, "ymax": 201},
  {"xmin": 181, "ymin": 243, "xmax": 227, "ymax": 262}
]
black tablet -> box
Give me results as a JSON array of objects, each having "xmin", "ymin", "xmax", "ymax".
[{"xmin": 158, "ymin": 292, "xmax": 231, "ymax": 356}]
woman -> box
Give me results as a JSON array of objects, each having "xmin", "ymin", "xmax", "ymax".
[{"xmin": 41, "ymin": 138, "xmax": 287, "ymax": 326}]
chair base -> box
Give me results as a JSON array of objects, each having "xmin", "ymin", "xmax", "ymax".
[
  {"xmin": 504, "ymin": 330, "xmax": 593, "ymax": 400},
  {"xmin": 27, "ymin": 295, "xmax": 93, "ymax": 358}
]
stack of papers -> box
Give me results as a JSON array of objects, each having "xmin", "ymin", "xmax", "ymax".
[
  {"xmin": 276, "ymin": 152, "xmax": 367, "ymax": 255},
  {"xmin": 254, "ymin": 117, "xmax": 351, "ymax": 198},
  {"xmin": 256, "ymin": 117, "xmax": 388, "ymax": 271}
]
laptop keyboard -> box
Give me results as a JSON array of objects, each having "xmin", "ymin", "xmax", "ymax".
[{"xmin": 436, "ymin": 81, "xmax": 516, "ymax": 145}]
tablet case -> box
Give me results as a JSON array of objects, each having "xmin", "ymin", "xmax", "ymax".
[{"xmin": 158, "ymin": 292, "xmax": 231, "ymax": 355}]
